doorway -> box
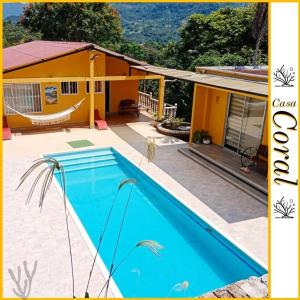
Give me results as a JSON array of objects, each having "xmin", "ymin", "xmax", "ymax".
[
  {"xmin": 224, "ymin": 93, "xmax": 267, "ymax": 153},
  {"xmin": 105, "ymin": 82, "xmax": 110, "ymax": 113}
]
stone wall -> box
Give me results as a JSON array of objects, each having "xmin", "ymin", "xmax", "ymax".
[{"xmin": 199, "ymin": 275, "xmax": 268, "ymax": 298}]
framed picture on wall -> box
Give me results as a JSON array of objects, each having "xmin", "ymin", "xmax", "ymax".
[{"xmin": 45, "ymin": 86, "xmax": 58, "ymax": 104}]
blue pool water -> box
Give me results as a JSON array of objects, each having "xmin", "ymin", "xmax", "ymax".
[{"xmin": 47, "ymin": 147, "xmax": 266, "ymax": 297}]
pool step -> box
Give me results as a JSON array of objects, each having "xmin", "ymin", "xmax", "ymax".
[
  {"xmin": 47, "ymin": 148, "xmax": 122, "ymax": 173},
  {"xmin": 55, "ymin": 159, "xmax": 119, "ymax": 173},
  {"xmin": 57, "ymin": 154, "xmax": 116, "ymax": 168},
  {"xmin": 48, "ymin": 149, "xmax": 114, "ymax": 162}
]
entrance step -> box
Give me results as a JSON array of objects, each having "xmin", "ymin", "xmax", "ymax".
[
  {"xmin": 188, "ymin": 146, "xmax": 268, "ymax": 195},
  {"xmin": 178, "ymin": 148, "xmax": 267, "ymax": 205}
]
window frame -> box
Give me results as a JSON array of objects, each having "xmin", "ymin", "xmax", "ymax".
[
  {"xmin": 61, "ymin": 81, "xmax": 78, "ymax": 95},
  {"xmin": 3, "ymin": 83, "xmax": 43, "ymax": 115},
  {"xmin": 86, "ymin": 81, "xmax": 104, "ymax": 94}
]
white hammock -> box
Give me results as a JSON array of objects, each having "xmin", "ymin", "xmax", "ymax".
[{"xmin": 6, "ymin": 98, "xmax": 85, "ymax": 126}]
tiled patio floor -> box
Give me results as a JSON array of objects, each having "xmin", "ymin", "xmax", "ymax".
[
  {"xmin": 190, "ymin": 144, "xmax": 268, "ymax": 193},
  {"xmin": 3, "ymin": 119, "xmax": 267, "ymax": 297}
]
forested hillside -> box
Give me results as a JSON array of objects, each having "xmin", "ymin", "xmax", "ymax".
[
  {"xmin": 4, "ymin": 3, "xmax": 246, "ymax": 43},
  {"xmin": 112, "ymin": 3, "xmax": 246, "ymax": 43},
  {"xmin": 3, "ymin": 3, "xmax": 267, "ymax": 121}
]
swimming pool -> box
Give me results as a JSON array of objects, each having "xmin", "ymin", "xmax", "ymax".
[{"xmin": 47, "ymin": 147, "xmax": 267, "ymax": 297}]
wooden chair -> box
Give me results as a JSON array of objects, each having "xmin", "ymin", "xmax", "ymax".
[
  {"xmin": 253, "ymin": 144, "xmax": 268, "ymax": 176},
  {"xmin": 240, "ymin": 144, "xmax": 268, "ymax": 176},
  {"xmin": 118, "ymin": 99, "xmax": 140, "ymax": 117}
]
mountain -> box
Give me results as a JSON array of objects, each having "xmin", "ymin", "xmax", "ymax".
[
  {"xmin": 4, "ymin": 3, "xmax": 247, "ymax": 44},
  {"xmin": 112, "ymin": 3, "xmax": 247, "ymax": 43},
  {"xmin": 3, "ymin": 3, "xmax": 25, "ymax": 21}
]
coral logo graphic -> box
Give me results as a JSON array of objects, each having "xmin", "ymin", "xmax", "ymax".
[
  {"xmin": 273, "ymin": 196, "xmax": 295, "ymax": 218},
  {"xmin": 273, "ymin": 65, "xmax": 295, "ymax": 87}
]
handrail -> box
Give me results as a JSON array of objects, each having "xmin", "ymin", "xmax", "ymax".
[{"xmin": 138, "ymin": 91, "xmax": 177, "ymax": 119}]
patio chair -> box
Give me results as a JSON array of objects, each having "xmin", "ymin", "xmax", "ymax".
[
  {"xmin": 240, "ymin": 144, "xmax": 268, "ymax": 176},
  {"xmin": 94, "ymin": 109, "xmax": 108, "ymax": 130},
  {"xmin": 118, "ymin": 99, "xmax": 140, "ymax": 117},
  {"xmin": 3, "ymin": 116, "xmax": 12, "ymax": 140}
]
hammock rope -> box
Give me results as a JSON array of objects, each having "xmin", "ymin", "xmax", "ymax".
[{"xmin": 6, "ymin": 98, "xmax": 85, "ymax": 126}]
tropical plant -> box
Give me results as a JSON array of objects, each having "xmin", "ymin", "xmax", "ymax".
[
  {"xmin": 192, "ymin": 130, "xmax": 205, "ymax": 144},
  {"xmin": 98, "ymin": 240, "xmax": 163, "ymax": 297},
  {"xmin": 17, "ymin": 158, "xmax": 76, "ymax": 297},
  {"xmin": 17, "ymin": 139, "xmax": 161, "ymax": 298},
  {"xmin": 98, "ymin": 137, "xmax": 158, "ymax": 297}
]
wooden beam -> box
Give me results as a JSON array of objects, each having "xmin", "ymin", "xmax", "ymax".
[
  {"xmin": 89, "ymin": 51, "xmax": 95, "ymax": 129},
  {"xmin": 202, "ymin": 87, "xmax": 209, "ymax": 129},
  {"xmin": 2, "ymin": 75, "xmax": 163, "ymax": 84},
  {"xmin": 196, "ymin": 83, "xmax": 268, "ymax": 101},
  {"xmin": 158, "ymin": 77, "xmax": 165, "ymax": 118},
  {"xmin": 3, "ymin": 77, "xmax": 87, "ymax": 84}
]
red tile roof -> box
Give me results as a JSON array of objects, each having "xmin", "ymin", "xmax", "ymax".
[
  {"xmin": 3, "ymin": 40, "xmax": 92, "ymax": 72},
  {"xmin": 3, "ymin": 40, "xmax": 146, "ymax": 72}
]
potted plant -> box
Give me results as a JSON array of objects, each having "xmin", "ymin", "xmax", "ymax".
[
  {"xmin": 192, "ymin": 131, "xmax": 203, "ymax": 144},
  {"xmin": 152, "ymin": 113, "xmax": 165, "ymax": 128},
  {"xmin": 202, "ymin": 132, "xmax": 212, "ymax": 144}
]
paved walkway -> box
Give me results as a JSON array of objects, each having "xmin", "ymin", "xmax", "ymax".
[{"xmin": 3, "ymin": 121, "xmax": 267, "ymax": 297}]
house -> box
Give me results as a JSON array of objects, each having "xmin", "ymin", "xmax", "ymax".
[
  {"xmin": 132, "ymin": 65, "xmax": 268, "ymax": 155},
  {"xmin": 2, "ymin": 40, "xmax": 165, "ymax": 130},
  {"xmin": 3, "ymin": 41, "xmax": 268, "ymax": 158}
]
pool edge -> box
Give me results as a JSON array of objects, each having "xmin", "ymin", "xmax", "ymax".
[{"xmin": 42, "ymin": 145, "xmax": 268, "ymax": 297}]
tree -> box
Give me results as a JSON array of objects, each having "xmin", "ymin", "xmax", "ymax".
[
  {"xmin": 20, "ymin": 3, "xmax": 122, "ymax": 49},
  {"xmin": 3, "ymin": 21, "xmax": 41, "ymax": 47},
  {"xmin": 179, "ymin": 6, "xmax": 256, "ymax": 56},
  {"xmin": 252, "ymin": 3, "xmax": 268, "ymax": 66}
]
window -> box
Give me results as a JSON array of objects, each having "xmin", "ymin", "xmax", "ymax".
[
  {"xmin": 3, "ymin": 83, "xmax": 42, "ymax": 115},
  {"xmin": 224, "ymin": 93, "xmax": 267, "ymax": 153},
  {"xmin": 86, "ymin": 81, "xmax": 103, "ymax": 94},
  {"xmin": 61, "ymin": 82, "xmax": 78, "ymax": 94}
]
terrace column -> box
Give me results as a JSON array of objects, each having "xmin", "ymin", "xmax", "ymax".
[
  {"xmin": 158, "ymin": 76, "xmax": 165, "ymax": 118},
  {"xmin": 89, "ymin": 50, "xmax": 95, "ymax": 129},
  {"xmin": 189, "ymin": 84, "xmax": 199, "ymax": 143}
]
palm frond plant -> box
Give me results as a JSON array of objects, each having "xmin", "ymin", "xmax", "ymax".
[
  {"xmin": 17, "ymin": 158, "xmax": 75, "ymax": 298},
  {"xmin": 83, "ymin": 176, "xmax": 133, "ymax": 297},
  {"xmin": 96, "ymin": 137, "xmax": 157, "ymax": 298},
  {"xmin": 18, "ymin": 138, "xmax": 158, "ymax": 298},
  {"xmin": 98, "ymin": 240, "xmax": 163, "ymax": 297},
  {"xmin": 85, "ymin": 138, "xmax": 157, "ymax": 297}
]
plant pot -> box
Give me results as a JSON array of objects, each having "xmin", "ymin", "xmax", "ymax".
[
  {"xmin": 151, "ymin": 121, "xmax": 160, "ymax": 128},
  {"xmin": 203, "ymin": 138, "xmax": 211, "ymax": 145}
]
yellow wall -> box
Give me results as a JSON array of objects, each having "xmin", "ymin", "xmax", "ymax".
[
  {"xmin": 261, "ymin": 109, "xmax": 268, "ymax": 145},
  {"xmin": 106, "ymin": 56, "xmax": 138, "ymax": 113},
  {"xmin": 206, "ymin": 89, "xmax": 229, "ymax": 145},
  {"xmin": 190, "ymin": 85, "xmax": 269, "ymax": 147},
  {"xmin": 190, "ymin": 85, "xmax": 228, "ymax": 146},
  {"xmin": 3, "ymin": 49, "xmax": 139, "ymax": 128}
]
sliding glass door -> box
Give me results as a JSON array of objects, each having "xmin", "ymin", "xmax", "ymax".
[{"xmin": 224, "ymin": 93, "xmax": 267, "ymax": 153}]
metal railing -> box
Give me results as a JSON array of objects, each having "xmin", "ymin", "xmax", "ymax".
[{"xmin": 138, "ymin": 91, "xmax": 177, "ymax": 119}]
